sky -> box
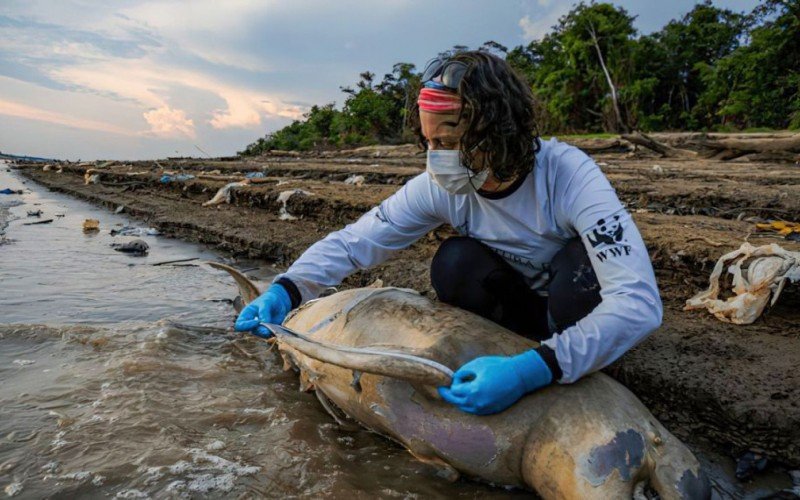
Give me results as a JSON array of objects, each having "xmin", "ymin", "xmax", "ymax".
[{"xmin": 0, "ymin": 0, "xmax": 760, "ymax": 161}]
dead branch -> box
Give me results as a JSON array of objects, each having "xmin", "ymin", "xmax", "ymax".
[
  {"xmin": 697, "ymin": 133, "xmax": 800, "ymax": 153},
  {"xmin": 621, "ymin": 132, "xmax": 697, "ymax": 158},
  {"xmin": 692, "ymin": 133, "xmax": 800, "ymax": 160}
]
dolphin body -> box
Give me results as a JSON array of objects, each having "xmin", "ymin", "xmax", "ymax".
[{"xmin": 211, "ymin": 263, "xmax": 709, "ymax": 499}]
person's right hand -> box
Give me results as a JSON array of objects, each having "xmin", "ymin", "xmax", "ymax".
[
  {"xmin": 234, "ymin": 284, "xmax": 292, "ymax": 338},
  {"xmin": 437, "ymin": 349, "xmax": 552, "ymax": 415}
]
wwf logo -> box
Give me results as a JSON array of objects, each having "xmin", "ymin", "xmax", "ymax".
[
  {"xmin": 587, "ymin": 215, "xmax": 624, "ymax": 248},
  {"xmin": 587, "ymin": 215, "xmax": 632, "ymax": 262}
]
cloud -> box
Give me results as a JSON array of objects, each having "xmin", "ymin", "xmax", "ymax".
[
  {"xmin": 49, "ymin": 58, "xmax": 306, "ymax": 131},
  {"xmin": 143, "ymin": 106, "xmax": 195, "ymax": 138},
  {"xmin": 0, "ymin": 99, "xmax": 135, "ymax": 135},
  {"xmin": 0, "ymin": 7, "xmax": 306, "ymax": 142},
  {"xmin": 209, "ymin": 101, "xmax": 261, "ymax": 130},
  {"xmin": 518, "ymin": 5, "xmax": 570, "ymax": 42},
  {"xmin": 118, "ymin": 0, "xmax": 279, "ymax": 72},
  {"xmin": 0, "ymin": 0, "xmax": 763, "ymax": 160}
]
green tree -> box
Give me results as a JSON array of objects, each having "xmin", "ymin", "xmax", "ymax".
[
  {"xmin": 641, "ymin": 1, "xmax": 744, "ymax": 129},
  {"xmin": 240, "ymin": 1, "xmax": 799, "ymax": 155},
  {"xmin": 699, "ymin": 0, "xmax": 800, "ymax": 129},
  {"xmin": 520, "ymin": 2, "xmax": 638, "ymax": 133}
]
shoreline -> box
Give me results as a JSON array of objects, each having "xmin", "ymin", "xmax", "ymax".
[{"xmin": 7, "ymin": 143, "xmax": 800, "ymax": 470}]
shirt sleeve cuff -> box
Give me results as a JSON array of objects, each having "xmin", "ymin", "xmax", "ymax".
[
  {"xmin": 535, "ymin": 345, "xmax": 563, "ymax": 383},
  {"xmin": 274, "ymin": 277, "xmax": 301, "ymax": 309}
]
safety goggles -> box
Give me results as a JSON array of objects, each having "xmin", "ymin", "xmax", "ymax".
[{"xmin": 421, "ymin": 56, "xmax": 469, "ymax": 91}]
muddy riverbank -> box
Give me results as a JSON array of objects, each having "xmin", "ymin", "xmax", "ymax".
[
  {"xmin": 6, "ymin": 141, "xmax": 800, "ymax": 494},
  {"xmin": 1, "ymin": 166, "xmax": 541, "ymax": 499}
]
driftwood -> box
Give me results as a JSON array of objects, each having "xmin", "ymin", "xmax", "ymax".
[
  {"xmin": 621, "ymin": 132, "xmax": 697, "ymax": 158},
  {"xmin": 196, "ymin": 174, "xmax": 272, "ymax": 184},
  {"xmin": 620, "ymin": 132, "xmax": 800, "ymax": 161},
  {"xmin": 563, "ymin": 137, "xmax": 632, "ymax": 154},
  {"xmin": 697, "ymin": 133, "xmax": 800, "ymax": 152},
  {"xmin": 23, "ymin": 218, "xmax": 54, "ymax": 225},
  {"xmin": 196, "ymin": 174, "xmax": 243, "ymax": 182},
  {"xmin": 692, "ymin": 133, "xmax": 800, "ymax": 160}
]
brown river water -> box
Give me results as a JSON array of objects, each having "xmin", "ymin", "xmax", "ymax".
[{"xmin": 0, "ymin": 163, "xmax": 795, "ymax": 499}]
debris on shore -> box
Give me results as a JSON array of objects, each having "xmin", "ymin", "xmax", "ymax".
[
  {"xmin": 685, "ymin": 242, "xmax": 800, "ymax": 324},
  {"xmin": 83, "ymin": 219, "xmax": 100, "ymax": 232},
  {"xmin": 111, "ymin": 238, "xmax": 150, "ymax": 255},
  {"xmin": 7, "ymin": 139, "xmax": 800, "ymax": 470}
]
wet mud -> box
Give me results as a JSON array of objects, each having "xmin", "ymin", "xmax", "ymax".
[
  {"xmin": 0, "ymin": 168, "xmax": 532, "ymax": 499},
  {"xmin": 5, "ymin": 140, "xmax": 800, "ymax": 495}
]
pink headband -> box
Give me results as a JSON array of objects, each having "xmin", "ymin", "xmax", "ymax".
[{"xmin": 417, "ymin": 87, "xmax": 461, "ymax": 113}]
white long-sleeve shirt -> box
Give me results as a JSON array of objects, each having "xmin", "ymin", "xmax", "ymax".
[{"xmin": 275, "ymin": 138, "xmax": 662, "ymax": 383}]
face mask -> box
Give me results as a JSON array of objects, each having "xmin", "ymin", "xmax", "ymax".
[{"xmin": 426, "ymin": 149, "xmax": 489, "ymax": 194}]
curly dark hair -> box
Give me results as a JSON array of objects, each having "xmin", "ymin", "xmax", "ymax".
[{"xmin": 409, "ymin": 50, "xmax": 541, "ymax": 182}]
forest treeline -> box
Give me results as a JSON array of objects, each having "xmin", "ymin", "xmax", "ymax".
[{"xmin": 240, "ymin": 0, "xmax": 799, "ymax": 155}]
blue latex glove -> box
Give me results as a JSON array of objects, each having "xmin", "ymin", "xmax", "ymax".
[
  {"xmin": 234, "ymin": 284, "xmax": 292, "ymax": 338},
  {"xmin": 438, "ymin": 349, "xmax": 552, "ymax": 415}
]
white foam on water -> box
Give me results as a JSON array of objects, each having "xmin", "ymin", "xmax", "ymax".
[
  {"xmin": 59, "ymin": 471, "xmax": 106, "ymax": 487},
  {"xmin": 50, "ymin": 431, "xmax": 68, "ymax": 450},
  {"xmin": 60, "ymin": 471, "xmax": 92, "ymax": 482},
  {"xmin": 165, "ymin": 480, "xmax": 185, "ymax": 492},
  {"xmin": 186, "ymin": 473, "xmax": 235, "ymax": 493},
  {"xmin": 139, "ymin": 466, "xmax": 163, "ymax": 485},
  {"xmin": 12, "ymin": 359, "xmax": 34, "ymax": 366},
  {"xmin": 40, "ymin": 462, "xmax": 59, "ymax": 473},
  {"xmin": 337, "ymin": 436, "xmax": 355, "ymax": 446},
  {"xmin": 188, "ymin": 448, "xmax": 260, "ymax": 475},
  {"xmin": 114, "ymin": 489, "xmax": 149, "ymax": 499},
  {"xmin": 137, "ymin": 448, "xmax": 259, "ymax": 495},
  {"xmin": 242, "ymin": 408, "xmax": 274, "ymax": 416},
  {"xmin": 4, "ymin": 482, "xmax": 23, "ymax": 497},
  {"xmin": 167, "ymin": 460, "xmax": 192, "ymax": 475}
]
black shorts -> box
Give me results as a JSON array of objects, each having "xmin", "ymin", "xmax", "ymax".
[{"xmin": 430, "ymin": 236, "xmax": 601, "ymax": 341}]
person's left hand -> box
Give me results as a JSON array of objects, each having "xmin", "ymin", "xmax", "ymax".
[
  {"xmin": 234, "ymin": 283, "xmax": 292, "ymax": 338},
  {"xmin": 438, "ymin": 349, "xmax": 552, "ymax": 415}
]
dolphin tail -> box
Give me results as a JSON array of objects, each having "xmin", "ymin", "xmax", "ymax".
[{"xmin": 206, "ymin": 262, "xmax": 262, "ymax": 307}]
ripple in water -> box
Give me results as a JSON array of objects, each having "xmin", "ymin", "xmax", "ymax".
[{"xmin": 0, "ymin": 166, "xmax": 522, "ymax": 498}]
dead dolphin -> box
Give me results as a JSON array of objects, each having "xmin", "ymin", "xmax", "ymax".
[
  {"xmin": 211, "ymin": 262, "xmax": 709, "ymax": 499},
  {"xmin": 111, "ymin": 238, "xmax": 149, "ymax": 255}
]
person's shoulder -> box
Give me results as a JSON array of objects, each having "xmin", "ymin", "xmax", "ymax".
[
  {"xmin": 536, "ymin": 137, "xmax": 598, "ymax": 191},
  {"xmin": 538, "ymin": 137, "xmax": 593, "ymax": 171}
]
